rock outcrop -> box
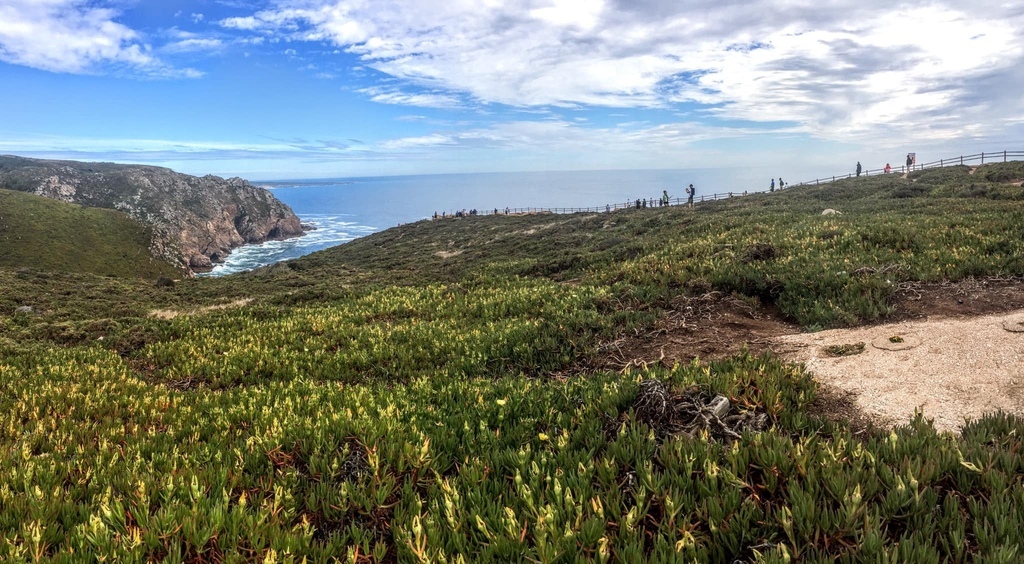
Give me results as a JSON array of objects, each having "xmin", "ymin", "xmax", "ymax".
[{"xmin": 0, "ymin": 155, "xmax": 305, "ymax": 274}]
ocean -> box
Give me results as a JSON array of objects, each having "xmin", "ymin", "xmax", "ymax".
[{"xmin": 200, "ymin": 167, "xmax": 773, "ymax": 276}]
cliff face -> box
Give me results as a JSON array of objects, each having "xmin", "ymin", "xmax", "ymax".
[{"xmin": 0, "ymin": 155, "xmax": 305, "ymax": 274}]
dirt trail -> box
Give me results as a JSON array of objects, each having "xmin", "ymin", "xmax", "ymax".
[
  {"xmin": 775, "ymin": 310, "xmax": 1024, "ymax": 433},
  {"xmin": 601, "ymin": 278, "xmax": 1024, "ymax": 434},
  {"xmin": 148, "ymin": 298, "xmax": 254, "ymax": 320}
]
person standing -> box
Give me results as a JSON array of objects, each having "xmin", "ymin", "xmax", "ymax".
[
  {"xmin": 856, "ymin": 162, "xmax": 862, "ymax": 177},
  {"xmin": 884, "ymin": 163, "xmax": 891, "ymax": 174},
  {"xmin": 661, "ymin": 190, "xmax": 670, "ymax": 206},
  {"xmin": 770, "ymin": 178, "xmax": 775, "ymax": 192},
  {"xmin": 686, "ymin": 184, "xmax": 695, "ymax": 207},
  {"xmin": 906, "ymin": 154, "xmax": 913, "ymax": 173},
  {"xmin": 779, "ymin": 177, "xmax": 784, "ymax": 189}
]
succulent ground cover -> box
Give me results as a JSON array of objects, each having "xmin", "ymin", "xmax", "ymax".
[{"xmin": 1, "ymin": 163, "xmax": 1023, "ymax": 561}]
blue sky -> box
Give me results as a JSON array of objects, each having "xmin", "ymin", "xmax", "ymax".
[{"xmin": 1, "ymin": 0, "xmax": 1023, "ymax": 180}]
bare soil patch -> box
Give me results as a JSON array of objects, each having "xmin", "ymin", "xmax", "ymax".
[
  {"xmin": 595, "ymin": 292, "xmax": 799, "ymax": 370},
  {"xmin": 775, "ymin": 309, "xmax": 1024, "ymax": 434},
  {"xmin": 148, "ymin": 298, "xmax": 254, "ymax": 320},
  {"xmin": 891, "ymin": 276, "xmax": 1024, "ymax": 319},
  {"xmin": 805, "ymin": 384, "xmax": 891, "ymax": 436},
  {"xmin": 592, "ymin": 278, "xmax": 1024, "ymax": 434}
]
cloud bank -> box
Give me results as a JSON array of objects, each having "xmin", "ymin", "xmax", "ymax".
[{"xmin": 220, "ymin": 0, "xmax": 1024, "ymax": 141}]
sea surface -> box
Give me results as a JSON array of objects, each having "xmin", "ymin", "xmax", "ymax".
[{"xmin": 201, "ymin": 167, "xmax": 773, "ymax": 276}]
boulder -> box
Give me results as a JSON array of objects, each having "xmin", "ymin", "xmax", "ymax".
[
  {"xmin": 822, "ymin": 209, "xmax": 843, "ymax": 215},
  {"xmin": 189, "ymin": 254, "xmax": 213, "ymax": 270}
]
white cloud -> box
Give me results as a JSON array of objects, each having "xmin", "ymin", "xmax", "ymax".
[
  {"xmin": 377, "ymin": 134, "xmax": 455, "ymax": 151},
  {"xmin": 363, "ymin": 118, "xmax": 762, "ymax": 160},
  {"xmin": 217, "ymin": 0, "xmax": 1024, "ymax": 142},
  {"xmin": 191, "ymin": 13, "xmax": 205, "ymax": 24},
  {"xmin": 358, "ymin": 86, "xmax": 463, "ymax": 109},
  {"xmin": 219, "ymin": 15, "xmax": 262, "ymax": 31},
  {"xmin": 162, "ymin": 38, "xmax": 224, "ymax": 54},
  {"xmin": 0, "ymin": 0, "xmax": 200, "ymax": 77},
  {"xmin": 529, "ymin": 0, "xmax": 604, "ymax": 30}
]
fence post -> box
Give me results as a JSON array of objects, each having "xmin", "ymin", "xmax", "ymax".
[
  {"xmin": 1005, "ymin": 150, "xmax": 1007, "ymax": 162},
  {"xmin": 981, "ymin": 153, "xmax": 985, "ymax": 164},
  {"xmin": 960, "ymin": 156, "xmax": 963, "ymax": 165}
]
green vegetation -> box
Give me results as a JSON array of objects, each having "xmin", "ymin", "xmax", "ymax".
[
  {"xmin": 1, "ymin": 163, "xmax": 1024, "ymax": 561},
  {"xmin": 822, "ymin": 342, "xmax": 865, "ymax": 357},
  {"xmin": 0, "ymin": 189, "xmax": 180, "ymax": 279}
]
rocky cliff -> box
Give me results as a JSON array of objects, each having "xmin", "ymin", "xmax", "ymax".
[{"xmin": 0, "ymin": 155, "xmax": 305, "ymax": 274}]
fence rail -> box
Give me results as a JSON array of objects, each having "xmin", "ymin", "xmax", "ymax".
[
  {"xmin": 794, "ymin": 150, "xmax": 1024, "ymax": 186},
  {"xmin": 431, "ymin": 150, "xmax": 1024, "ymax": 218}
]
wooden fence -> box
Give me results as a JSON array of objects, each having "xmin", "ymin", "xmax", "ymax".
[
  {"xmin": 794, "ymin": 150, "xmax": 1024, "ymax": 186},
  {"xmin": 435, "ymin": 150, "xmax": 1024, "ymax": 217}
]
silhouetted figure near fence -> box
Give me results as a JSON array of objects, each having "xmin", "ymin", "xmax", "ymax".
[
  {"xmin": 770, "ymin": 178, "xmax": 775, "ymax": 192},
  {"xmin": 856, "ymin": 162, "xmax": 862, "ymax": 177},
  {"xmin": 906, "ymin": 154, "xmax": 913, "ymax": 172},
  {"xmin": 779, "ymin": 177, "xmax": 784, "ymax": 189},
  {"xmin": 686, "ymin": 184, "xmax": 695, "ymax": 207}
]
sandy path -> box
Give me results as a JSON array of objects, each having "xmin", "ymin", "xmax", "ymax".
[{"xmin": 775, "ymin": 309, "xmax": 1024, "ymax": 433}]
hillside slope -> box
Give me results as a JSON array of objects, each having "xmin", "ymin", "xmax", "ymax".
[
  {"xmin": 0, "ymin": 188, "xmax": 181, "ymax": 279},
  {"xmin": 0, "ymin": 155, "xmax": 305, "ymax": 274},
  {"xmin": 274, "ymin": 162, "xmax": 1024, "ymax": 327},
  {"xmin": 1, "ymin": 163, "xmax": 1023, "ymax": 561}
]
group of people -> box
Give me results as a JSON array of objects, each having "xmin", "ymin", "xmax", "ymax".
[
  {"xmin": 860, "ymin": 153, "xmax": 916, "ymax": 177},
  {"xmin": 435, "ymin": 183, "xmax": 705, "ymax": 220},
  {"xmin": 632, "ymin": 189, "xmax": 674, "ymax": 209},
  {"xmin": 630, "ymin": 184, "xmax": 698, "ymax": 210},
  {"xmin": 434, "ymin": 208, "xmax": 508, "ymax": 219},
  {"xmin": 769, "ymin": 178, "xmax": 785, "ymax": 192}
]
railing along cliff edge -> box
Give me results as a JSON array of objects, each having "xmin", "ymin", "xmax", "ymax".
[{"xmin": 431, "ymin": 150, "xmax": 1024, "ymax": 217}]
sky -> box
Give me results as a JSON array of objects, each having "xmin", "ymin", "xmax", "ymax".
[{"xmin": 1, "ymin": 0, "xmax": 1023, "ymax": 181}]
